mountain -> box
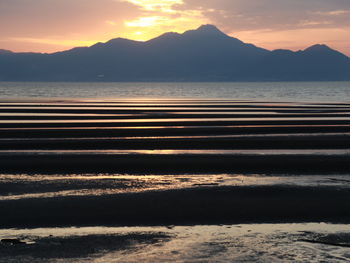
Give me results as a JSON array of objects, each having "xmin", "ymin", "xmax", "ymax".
[
  {"xmin": 0, "ymin": 49, "xmax": 12, "ymax": 55},
  {"xmin": 0, "ymin": 24, "xmax": 349, "ymax": 81}
]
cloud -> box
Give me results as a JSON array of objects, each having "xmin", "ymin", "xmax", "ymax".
[
  {"xmin": 123, "ymin": 0, "xmax": 183, "ymax": 12},
  {"xmin": 125, "ymin": 16, "xmax": 166, "ymax": 27},
  {"xmin": 121, "ymin": 0, "xmax": 207, "ymax": 40},
  {"xmin": 0, "ymin": 0, "xmax": 206, "ymax": 50},
  {"xmin": 176, "ymin": 0, "xmax": 350, "ymax": 31},
  {"xmin": 0, "ymin": 0, "xmax": 141, "ymax": 38},
  {"xmin": 171, "ymin": 0, "xmax": 350, "ymax": 55}
]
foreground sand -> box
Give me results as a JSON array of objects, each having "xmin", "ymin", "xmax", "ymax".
[
  {"xmin": 0, "ymin": 99, "xmax": 349, "ymax": 226},
  {"xmin": 1, "ymin": 224, "xmax": 350, "ymax": 262},
  {"xmin": 0, "ymin": 99, "xmax": 350, "ymax": 262},
  {"xmin": 0, "ymin": 184, "xmax": 350, "ymax": 228}
]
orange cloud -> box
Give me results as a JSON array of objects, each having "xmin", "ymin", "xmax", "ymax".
[{"xmin": 124, "ymin": 0, "xmax": 183, "ymax": 12}]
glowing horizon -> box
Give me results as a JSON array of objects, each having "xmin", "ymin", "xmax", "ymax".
[{"xmin": 0, "ymin": 0, "xmax": 349, "ymax": 56}]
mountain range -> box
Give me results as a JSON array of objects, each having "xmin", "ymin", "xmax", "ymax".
[{"xmin": 1, "ymin": 24, "xmax": 350, "ymax": 81}]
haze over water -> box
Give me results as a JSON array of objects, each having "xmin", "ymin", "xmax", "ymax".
[{"xmin": 1, "ymin": 81, "xmax": 350, "ymax": 102}]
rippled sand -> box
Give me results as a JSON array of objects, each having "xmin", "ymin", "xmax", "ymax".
[
  {"xmin": 1, "ymin": 224, "xmax": 350, "ymax": 263},
  {"xmin": 1, "ymin": 173, "xmax": 350, "ymax": 201},
  {"xmin": 1, "ymin": 98, "xmax": 350, "ymax": 262}
]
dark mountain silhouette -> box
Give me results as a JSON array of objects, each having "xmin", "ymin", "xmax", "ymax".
[
  {"xmin": 0, "ymin": 25, "xmax": 349, "ymax": 81},
  {"xmin": 0, "ymin": 49, "xmax": 13, "ymax": 55}
]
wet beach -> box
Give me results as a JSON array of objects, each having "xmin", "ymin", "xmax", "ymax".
[{"xmin": 1, "ymin": 98, "xmax": 350, "ymax": 262}]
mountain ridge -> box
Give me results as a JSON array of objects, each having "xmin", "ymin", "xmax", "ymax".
[{"xmin": 0, "ymin": 25, "xmax": 349, "ymax": 81}]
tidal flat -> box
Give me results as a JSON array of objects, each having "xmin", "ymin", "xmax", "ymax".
[
  {"xmin": 1, "ymin": 224, "xmax": 350, "ymax": 263},
  {"xmin": 1, "ymin": 98, "xmax": 350, "ymax": 262}
]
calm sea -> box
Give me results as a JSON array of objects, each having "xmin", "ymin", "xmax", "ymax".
[{"xmin": 1, "ymin": 81, "xmax": 350, "ymax": 102}]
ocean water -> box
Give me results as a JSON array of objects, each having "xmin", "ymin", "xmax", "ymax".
[{"xmin": 1, "ymin": 81, "xmax": 350, "ymax": 102}]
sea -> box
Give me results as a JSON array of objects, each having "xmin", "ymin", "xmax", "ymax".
[{"xmin": 1, "ymin": 81, "xmax": 350, "ymax": 102}]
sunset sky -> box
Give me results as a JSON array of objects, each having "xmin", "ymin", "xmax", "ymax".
[{"xmin": 1, "ymin": 0, "xmax": 350, "ymax": 55}]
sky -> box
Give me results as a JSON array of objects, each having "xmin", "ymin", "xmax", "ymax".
[{"xmin": 0, "ymin": 0, "xmax": 350, "ymax": 55}]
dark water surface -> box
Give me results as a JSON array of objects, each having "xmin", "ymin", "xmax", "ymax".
[{"xmin": 1, "ymin": 81, "xmax": 350, "ymax": 102}]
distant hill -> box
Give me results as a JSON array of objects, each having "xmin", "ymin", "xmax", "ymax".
[
  {"xmin": 0, "ymin": 25, "xmax": 349, "ymax": 81},
  {"xmin": 0, "ymin": 49, "xmax": 13, "ymax": 55}
]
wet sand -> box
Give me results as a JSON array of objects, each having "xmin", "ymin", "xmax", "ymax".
[
  {"xmin": 1, "ymin": 100, "xmax": 350, "ymax": 173},
  {"xmin": 2, "ymin": 151, "xmax": 350, "ymax": 174},
  {"xmin": 1, "ymin": 99, "xmax": 350, "ymax": 261},
  {"xmin": 0, "ymin": 185, "xmax": 349, "ymax": 228},
  {"xmin": 0, "ymin": 101, "xmax": 350, "ymax": 228},
  {"xmin": 1, "ymin": 224, "xmax": 349, "ymax": 263}
]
